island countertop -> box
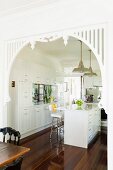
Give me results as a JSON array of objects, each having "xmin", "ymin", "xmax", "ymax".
[{"xmin": 64, "ymin": 107, "xmax": 101, "ymax": 148}]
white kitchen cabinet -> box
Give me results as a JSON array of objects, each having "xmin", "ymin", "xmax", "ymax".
[
  {"xmin": 93, "ymin": 77, "xmax": 102, "ymax": 87},
  {"xmin": 17, "ymin": 104, "xmax": 52, "ymax": 138},
  {"xmin": 19, "ymin": 107, "xmax": 31, "ymax": 134},
  {"xmin": 10, "ymin": 58, "xmax": 57, "ymax": 139},
  {"xmin": 40, "ymin": 104, "xmax": 52, "ymax": 126},
  {"xmin": 84, "ymin": 77, "xmax": 94, "ymax": 88},
  {"xmin": 18, "ymin": 79, "xmax": 32, "ymax": 107},
  {"xmin": 84, "ymin": 76, "xmax": 102, "ymax": 88},
  {"xmin": 39, "ymin": 105, "xmax": 46, "ymax": 127},
  {"xmin": 88, "ymin": 108, "xmax": 101, "ymax": 143},
  {"xmin": 64, "ymin": 107, "xmax": 101, "ymax": 148},
  {"xmin": 16, "ymin": 79, "xmax": 53, "ymax": 137},
  {"xmin": 30, "ymin": 107, "xmax": 38, "ymax": 129},
  {"xmin": 43, "ymin": 104, "xmax": 52, "ymax": 125},
  {"xmin": 34, "ymin": 106, "xmax": 43, "ymax": 128}
]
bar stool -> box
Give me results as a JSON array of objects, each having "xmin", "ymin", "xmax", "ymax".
[{"xmin": 49, "ymin": 105, "xmax": 64, "ymax": 141}]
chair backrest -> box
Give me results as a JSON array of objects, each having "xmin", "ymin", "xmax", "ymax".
[
  {"xmin": 3, "ymin": 156, "xmax": 23, "ymax": 170},
  {"xmin": 0, "ymin": 127, "xmax": 21, "ymax": 145}
]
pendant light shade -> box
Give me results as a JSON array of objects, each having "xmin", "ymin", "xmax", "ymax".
[
  {"xmin": 84, "ymin": 50, "xmax": 97, "ymax": 76},
  {"xmin": 72, "ymin": 40, "xmax": 89, "ymax": 73}
]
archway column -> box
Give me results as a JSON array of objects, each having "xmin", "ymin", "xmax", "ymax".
[
  {"xmin": 0, "ymin": 41, "xmax": 8, "ymax": 129},
  {"xmin": 107, "ymin": 21, "xmax": 113, "ymax": 170}
]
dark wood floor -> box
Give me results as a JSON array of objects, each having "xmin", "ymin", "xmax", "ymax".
[{"xmin": 21, "ymin": 130, "xmax": 107, "ymax": 170}]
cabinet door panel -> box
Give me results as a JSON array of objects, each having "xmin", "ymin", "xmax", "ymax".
[
  {"xmin": 40, "ymin": 107, "xmax": 46, "ymax": 127},
  {"xmin": 35, "ymin": 107, "xmax": 42, "ymax": 128},
  {"xmin": 30, "ymin": 107, "xmax": 37, "ymax": 129},
  {"xmin": 43, "ymin": 105, "xmax": 52, "ymax": 125},
  {"xmin": 18, "ymin": 80, "xmax": 32, "ymax": 107},
  {"xmin": 19, "ymin": 107, "xmax": 31, "ymax": 134}
]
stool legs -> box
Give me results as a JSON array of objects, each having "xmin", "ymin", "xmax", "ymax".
[
  {"xmin": 50, "ymin": 118, "xmax": 53, "ymax": 140},
  {"xmin": 50, "ymin": 117, "xmax": 64, "ymax": 142}
]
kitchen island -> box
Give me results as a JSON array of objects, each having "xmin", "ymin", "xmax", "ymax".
[{"xmin": 64, "ymin": 106, "xmax": 101, "ymax": 148}]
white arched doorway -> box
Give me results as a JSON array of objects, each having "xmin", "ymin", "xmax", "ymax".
[{"xmin": 2, "ymin": 24, "xmax": 106, "ymax": 132}]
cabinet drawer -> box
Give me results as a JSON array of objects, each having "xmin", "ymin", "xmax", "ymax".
[
  {"xmin": 88, "ymin": 127, "xmax": 93, "ymax": 136},
  {"xmin": 35, "ymin": 107, "xmax": 40, "ymax": 112},
  {"xmin": 88, "ymin": 133, "xmax": 93, "ymax": 143},
  {"xmin": 88, "ymin": 113, "xmax": 93, "ymax": 120},
  {"xmin": 88, "ymin": 126, "xmax": 93, "ymax": 132},
  {"xmin": 88, "ymin": 119, "xmax": 93, "ymax": 124}
]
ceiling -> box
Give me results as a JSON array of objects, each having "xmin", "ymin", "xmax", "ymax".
[
  {"xmin": 0, "ymin": 0, "xmax": 60, "ymax": 17},
  {"xmin": 18, "ymin": 36, "xmax": 101, "ymax": 75}
]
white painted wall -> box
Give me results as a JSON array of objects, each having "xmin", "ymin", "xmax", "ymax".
[
  {"xmin": 0, "ymin": 0, "xmax": 112, "ymax": 40},
  {"xmin": 0, "ymin": 0, "xmax": 113, "ymax": 169}
]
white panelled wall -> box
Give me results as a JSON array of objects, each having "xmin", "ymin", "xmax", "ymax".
[
  {"xmin": 0, "ymin": 0, "xmax": 113, "ymax": 169},
  {"xmin": 8, "ymin": 54, "xmax": 57, "ymax": 138}
]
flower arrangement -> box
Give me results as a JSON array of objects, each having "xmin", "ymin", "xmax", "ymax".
[
  {"xmin": 51, "ymin": 103, "xmax": 57, "ymax": 112},
  {"xmin": 75, "ymin": 99, "xmax": 83, "ymax": 106}
]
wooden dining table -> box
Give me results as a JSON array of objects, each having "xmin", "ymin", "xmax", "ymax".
[{"xmin": 0, "ymin": 141, "xmax": 30, "ymax": 168}]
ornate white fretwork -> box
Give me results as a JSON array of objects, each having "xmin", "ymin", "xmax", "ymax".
[{"xmin": 5, "ymin": 24, "xmax": 105, "ymax": 72}]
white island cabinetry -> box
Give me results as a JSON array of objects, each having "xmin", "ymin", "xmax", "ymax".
[{"xmin": 64, "ymin": 107, "xmax": 100, "ymax": 148}]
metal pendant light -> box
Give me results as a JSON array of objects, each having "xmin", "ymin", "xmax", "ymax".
[
  {"xmin": 84, "ymin": 50, "xmax": 97, "ymax": 76},
  {"xmin": 72, "ymin": 40, "xmax": 89, "ymax": 73}
]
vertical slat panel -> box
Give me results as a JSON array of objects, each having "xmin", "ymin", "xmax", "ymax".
[
  {"xmin": 9, "ymin": 42, "xmax": 12, "ymax": 66},
  {"xmin": 6, "ymin": 43, "xmax": 8, "ymax": 69},
  {"xmin": 99, "ymin": 28, "xmax": 102, "ymax": 62},
  {"xmin": 87, "ymin": 30, "xmax": 89, "ymax": 43},
  {"xmin": 19, "ymin": 40, "xmax": 24, "ymax": 52},
  {"xmin": 4, "ymin": 42, "xmax": 8, "ymax": 70},
  {"xmin": 91, "ymin": 30, "xmax": 94, "ymax": 48},
  {"xmin": 13, "ymin": 40, "xmax": 17, "ymax": 58},
  {"xmin": 81, "ymin": 31, "xmax": 84, "ymax": 38},
  {"xmin": 102, "ymin": 28, "xmax": 104, "ymax": 64},
  {"xmin": 17, "ymin": 41, "xmax": 20, "ymax": 50},
  {"xmin": 7, "ymin": 42, "xmax": 11, "ymax": 68},
  {"xmin": 95, "ymin": 29, "xmax": 98, "ymax": 55},
  {"xmin": 85, "ymin": 30, "xmax": 87, "ymax": 40},
  {"xmin": 13, "ymin": 41, "xmax": 17, "ymax": 60},
  {"xmin": 82, "ymin": 30, "xmax": 85, "ymax": 40},
  {"xmin": 97, "ymin": 29, "xmax": 100, "ymax": 55},
  {"xmin": 93, "ymin": 30, "xmax": 95, "ymax": 48},
  {"xmin": 15, "ymin": 41, "xmax": 19, "ymax": 55},
  {"xmin": 16, "ymin": 41, "xmax": 22, "ymax": 57},
  {"xmin": 89, "ymin": 30, "xmax": 91, "ymax": 44}
]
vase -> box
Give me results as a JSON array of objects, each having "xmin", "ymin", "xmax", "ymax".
[{"xmin": 76, "ymin": 105, "xmax": 82, "ymax": 110}]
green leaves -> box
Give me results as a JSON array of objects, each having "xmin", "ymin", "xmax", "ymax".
[{"xmin": 75, "ymin": 99, "xmax": 83, "ymax": 106}]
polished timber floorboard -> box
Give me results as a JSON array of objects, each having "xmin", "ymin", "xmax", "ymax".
[{"xmin": 21, "ymin": 130, "xmax": 107, "ymax": 170}]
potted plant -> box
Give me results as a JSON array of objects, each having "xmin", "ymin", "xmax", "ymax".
[{"xmin": 75, "ymin": 99, "xmax": 83, "ymax": 110}]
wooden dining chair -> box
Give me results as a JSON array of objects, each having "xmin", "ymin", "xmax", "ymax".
[
  {"xmin": 2, "ymin": 156, "xmax": 23, "ymax": 170},
  {"xmin": 0, "ymin": 127, "xmax": 21, "ymax": 145}
]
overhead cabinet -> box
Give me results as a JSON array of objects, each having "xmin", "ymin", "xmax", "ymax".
[{"xmin": 84, "ymin": 77, "xmax": 102, "ymax": 88}]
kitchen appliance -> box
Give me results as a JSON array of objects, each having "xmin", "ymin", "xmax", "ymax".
[{"xmin": 85, "ymin": 94, "xmax": 94, "ymax": 103}]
